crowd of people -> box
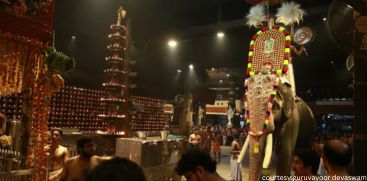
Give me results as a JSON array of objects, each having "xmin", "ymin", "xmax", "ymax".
[
  {"xmin": 188, "ymin": 125, "xmax": 248, "ymax": 162},
  {"xmin": 291, "ymin": 138, "xmax": 353, "ymax": 181},
  {"xmin": 186, "ymin": 125, "xmax": 355, "ymax": 181},
  {"xmin": 44, "ymin": 126, "xmax": 355, "ymax": 181},
  {"xmin": 187, "ymin": 125, "xmax": 247, "ymax": 181}
]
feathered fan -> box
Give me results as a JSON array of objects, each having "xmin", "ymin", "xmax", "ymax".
[
  {"xmin": 246, "ymin": 4, "xmax": 266, "ymax": 28},
  {"xmin": 276, "ymin": 1, "xmax": 306, "ymax": 25}
]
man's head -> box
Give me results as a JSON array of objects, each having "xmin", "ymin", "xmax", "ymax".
[
  {"xmin": 77, "ymin": 136, "xmax": 96, "ymax": 157},
  {"xmin": 322, "ymin": 139, "xmax": 352, "ymax": 169},
  {"xmin": 233, "ymin": 133, "xmax": 239, "ymax": 141},
  {"xmin": 86, "ymin": 157, "xmax": 147, "ymax": 181},
  {"xmin": 193, "ymin": 128, "xmax": 199, "ymax": 135},
  {"xmin": 175, "ymin": 149, "xmax": 217, "ymax": 181},
  {"xmin": 292, "ymin": 149, "xmax": 320, "ymax": 176},
  {"xmin": 206, "ymin": 128, "xmax": 211, "ymax": 133},
  {"xmin": 50, "ymin": 128, "xmax": 63, "ymax": 144}
]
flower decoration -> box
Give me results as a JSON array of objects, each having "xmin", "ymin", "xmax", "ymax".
[
  {"xmin": 245, "ymin": 4, "xmax": 267, "ymax": 28},
  {"xmin": 243, "ymin": 76, "xmax": 280, "ymax": 138},
  {"xmin": 0, "ymin": 0, "xmax": 52, "ymax": 16},
  {"xmin": 46, "ymin": 48, "xmax": 75, "ymax": 74},
  {"xmin": 276, "ymin": 1, "xmax": 306, "ymax": 25}
]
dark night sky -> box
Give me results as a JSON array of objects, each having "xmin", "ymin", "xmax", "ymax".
[{"xmin": 54, "ymin": 0, "xmax": 353, "ymax": 99}]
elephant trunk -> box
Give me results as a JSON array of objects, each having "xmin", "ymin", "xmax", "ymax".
[
  {"xmin": 249, "ymin": 135, "xmax": 266, "ymax": 181},
  {"xmin": 238, "ymin": 134, "xmax": 273, "ymax": 181}
]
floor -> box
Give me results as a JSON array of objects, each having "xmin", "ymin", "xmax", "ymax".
[
  {"xmin": 215, "ymin": 146, "xmax": 277, "ymax": 181},
  {"xmin": 215, "ymin": 146, "xmax": 250, "ymax": 180}
]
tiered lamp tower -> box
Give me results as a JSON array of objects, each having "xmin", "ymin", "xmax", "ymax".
[{"xmin": 99, "ymin": 7, "xmax": 135, "ymax": 135}]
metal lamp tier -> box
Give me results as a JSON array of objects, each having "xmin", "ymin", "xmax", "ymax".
[{"xmin": 101, "ymin": 7, "xmax": 131, "ymax": 135}]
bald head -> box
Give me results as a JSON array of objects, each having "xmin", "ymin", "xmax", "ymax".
[{"xmin": 323, "ymin": 139, "xmax": 352, "ymax": 167}]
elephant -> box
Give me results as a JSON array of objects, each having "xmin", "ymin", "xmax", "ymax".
[{"xmin": 238, "ymin": 75, "xmax": 315, "ymax": 181}]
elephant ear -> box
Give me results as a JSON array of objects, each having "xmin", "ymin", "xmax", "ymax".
[{"xmin": 278, "ymin": 82, "xmax": 295, "ymax": 119}]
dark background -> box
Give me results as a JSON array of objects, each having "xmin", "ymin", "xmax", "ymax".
[{"xmin": 54, "ymin": 0, "xmax": 353, "ymax": 99}]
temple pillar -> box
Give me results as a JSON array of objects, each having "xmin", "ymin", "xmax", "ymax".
[{"xmin": 352, "ymin": 16, "xmax": 367, "ymax": 176}]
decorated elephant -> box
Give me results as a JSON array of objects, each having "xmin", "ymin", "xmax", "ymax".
[
  {"xmin": 238, "ymin": 75, "xmax": 315, "ymax": 181},
  {"xmin": 272, "ymin": 80, "xmax": 316, "ymax": 177},
  {"xmin": 239, "ymin": 2, "xmax": 315, "ymax": 179}
]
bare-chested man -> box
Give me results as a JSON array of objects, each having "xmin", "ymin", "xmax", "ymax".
[
  {"xmin": 60, "ymin": 137, "xmax": 108, "ymax": 181},
  {"xmin": 45, "ymin": 128, "xmax": 69, "ymax": 181},
  {"xmin": 213, "ymin": 131, "xmax": 222, "ymax": 162},
  {"xmin": 230, "ymin": 134, "xmax": 242, "ymax": 181},
  {"xmin": 189, "ymin": 128, "xmax": 201, "ymax": 150},
  {"xmin": 202, "ymin": 127, "xmax": 213, "ymax": 154}
]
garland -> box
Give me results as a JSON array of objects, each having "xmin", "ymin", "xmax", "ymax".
[
  {"xmin": 46, "ymin": 48, "xmax": 75, "ymax": 74},
  {"xmin": 0, "ymin": 0, "xmax": 52, "ymax": 16},
  {"xmin": 0, "ymin": 52, "xmax": 23, "ymax": 95},
  {"xmin": 246, "ymin": 25, "xmax": 291, "ymax": 76},
  {"xmin": 243, "ymin": 76, "xmax": 279, "ymax": 137},
  {"xmin": 30, "ymin": 83, "xmax": 48, "ymax": 181}
]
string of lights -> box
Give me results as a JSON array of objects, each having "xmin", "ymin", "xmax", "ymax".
[
  {"xmin": 131, "ymin": 95, "xmax": 167, "ymax": 132},
  {"xmin": 49, "ymin": 86, "xmax": 107, "ymax": 131}
]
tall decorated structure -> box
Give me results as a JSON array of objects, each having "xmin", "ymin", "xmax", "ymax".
[
  {"xmin": 99, "ymin": 7, "xmax": 135, "ymax": 135},
  {"xmin": 1, "ymin": 0, "xmax": 75, "ymax": 180}
]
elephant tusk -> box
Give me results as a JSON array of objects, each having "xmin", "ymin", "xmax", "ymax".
[
  {"xmin": 237, "ymin": 135, "xmax": 250, "ymax": 163},
  {"xmin": 262, "ymin": 133, "xmax": 273, "ymax": 169}
]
